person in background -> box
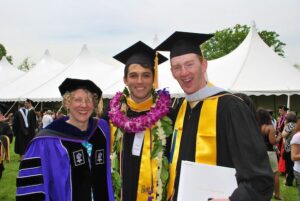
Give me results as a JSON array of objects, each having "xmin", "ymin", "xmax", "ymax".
[
  {"xmin": 25, "ymin": 98, "xmax": 38, "ymax": 137},
  {"xmin": 278, "ymin": 106, "xmax": 288, "ymax": 132},
  {"xmin": 256, "ymin": 108, "xmax": 283, "ymax": 200},
  {"xmin": 55, "ymin": 110, "xmax": 65, "ymax": 119},
  {"xmin": 155, "ymin": 31, "xmax": 274, "ymax": 201},
  {"xmin": 42, "ymin": 110, "xmax": 53, "ymax": 128},
  {"xmin": 12, "ymin": 101, "xmax": 29, "ymax": 160},
  {"xmin": 282, "ymin": 111, "xmax": 297, "ymax": 186},
  {"xmin": 277, "ymin": 105, "xmax": 288, "ymax": 174},
  {"xmin": 0, "ymin": 104, "xmax": 13, "ymax": 179},
  {"xmin": 291, "ymin": 119, "xmax": 300, "ymax": 201},
  {"xmin": 35, "ymin": 110, "xmax": 43, "ymax": 131},
  {"xmin": 108, "ymin": 41, "xmax": 172, "ymax": 201},
  {"xmin": 16, "ymin": 78, "xmax": 114, "ymax": 201},
  {"xmin": 268, "ymin": 109, "xmax": 277, "ymax": 129}
]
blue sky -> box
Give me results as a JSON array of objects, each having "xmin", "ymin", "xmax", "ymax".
[{"xmin": 1, "ymin": 0, "xmax": 299, "ymax": 66}]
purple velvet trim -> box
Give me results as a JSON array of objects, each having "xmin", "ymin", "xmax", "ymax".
[{"xmin": 98, "ymin": 119, "xmax": 115, "ymax": 201}]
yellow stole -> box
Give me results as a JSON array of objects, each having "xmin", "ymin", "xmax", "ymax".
[
  {"xmin": 110, "ymin": 97, "xmax": 159, "ymax": 201},
  {"xmin": 167, "ymin": 95, "xmax": 221, "ymax": 200}
]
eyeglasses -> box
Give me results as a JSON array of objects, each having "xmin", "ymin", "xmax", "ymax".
[{"xmin": 72, "ymin": 97, "xmax": 93, "ymax": 105}]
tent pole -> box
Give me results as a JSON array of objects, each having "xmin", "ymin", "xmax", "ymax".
[
  {"xmin": 287, "ymin": 94, "xmax": 291, "ymax": 110},
  {"xmin": 34, "ymin": 102, "xmax": 40, "ymax": 110},
  {"xmin": 4, "ymin": 101, "xmax": 17, "ymax": 117}
]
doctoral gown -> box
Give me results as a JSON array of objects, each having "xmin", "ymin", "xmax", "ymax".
[{"xmin": 16, "ymin": 117, "xmax": 114, "ymax": 201}]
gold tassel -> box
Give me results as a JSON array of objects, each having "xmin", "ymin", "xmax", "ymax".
[
  {"xmin": 96, "ymin": 98, "xmax": 103, "ymax": 118},
  {"xmin": 153, "ymin": 51, "xmax": 159, "ymax": 89}
]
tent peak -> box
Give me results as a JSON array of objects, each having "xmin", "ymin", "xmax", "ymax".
[
  {"xmin": 0, "ymin": 56, "xmax": 10, "ymax": 64},
  {"xmin": 251, "ymin": 21, "xmax": 257, "ymax": 30},
  {"xmin": 81, "ymin": 44, "xmax": 88, "ymax": 51},
  {"xmin": 44, "ymin": 49, "xmax": 50, "ymax": 56}
]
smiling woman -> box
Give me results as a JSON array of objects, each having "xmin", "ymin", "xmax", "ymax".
[
  {"xmin": 63, "ymin": 88, "xmax": 96, "ymax": 131},
  {"xmin": 15, "ymin": 78, "xmax": 114, "ymax": 201}
]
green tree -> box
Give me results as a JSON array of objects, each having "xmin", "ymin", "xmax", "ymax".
[
  {"xmin": 201, "ymin": 24, "xmax": 286, "ymax": 60},
  {"xmin": 0, "ymin": 43, "xmax": 7, "ymax": 60},
  {"xmin": 18, "ymin": 57, "xmax": 35, "ymax": 72},
  {"xmin": 0, "ymin": 43, "xmax": 14, "ymax": 64}
]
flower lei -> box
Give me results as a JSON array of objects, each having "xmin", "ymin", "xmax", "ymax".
[{"xmin": 109, "ymin": 87, "xmax": 172, "ymax": 201}]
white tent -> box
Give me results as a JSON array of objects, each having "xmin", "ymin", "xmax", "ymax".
[
  {"xmin": 20, "ymin": 45, "xmax": 120, "ymax": 101},
  {"xmin": 105, "ymin": 23, "xmax": 300, "ymax": 99},
  {"xmin": 0, "ymin": 50, "xmax": 66, "ymax": 101},
  {"xmin": 0, "ymin": 57, "xmax": 25, "ymax": 91},
  {"xmin": 207, "ymin": 24, "xmax": 300, "ymax": 96}
]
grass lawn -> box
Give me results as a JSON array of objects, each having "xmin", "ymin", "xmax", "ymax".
[
  {"xmin": 0, "ymin": 140, "xmax": 19, "ymax": 201},
  {"xmin": 0, "ymin": 140, "xmax": 298, "ymax": 201},
  {"xmin": 271, "ymin": 174, "xmax": 298, "ymax": 201}
]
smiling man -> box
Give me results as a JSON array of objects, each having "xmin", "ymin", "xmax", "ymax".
[
  {"xmin": 156, "ymin": 31, "xmax": 274, "ymax": 201},
  {"xmin": 108, "ymin": 41, "xmax": 173, "ymax": 201}
]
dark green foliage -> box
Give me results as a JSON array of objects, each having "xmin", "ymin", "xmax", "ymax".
[{"xmin": 201, "ymin": 24, "xmax": 286, "ymax": 60}]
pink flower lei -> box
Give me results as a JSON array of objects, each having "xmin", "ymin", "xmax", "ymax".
[{"xmin": 109, "ymin": 88, "xmax": 171, "ymax": 133}]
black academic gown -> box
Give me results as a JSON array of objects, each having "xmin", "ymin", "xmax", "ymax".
[
  {"xmin": 13, "ymin": 110, "xmax": 29, "ymax": 155},
  {"xmin": 172, "ymin": 93, "xmax": 274, "ymax": 201},
  {"xmin": 122, "ymin": 108, "xmax": 147, "ymax": 201},
  {"xmin": 27, "ymin": 108, "xmax": 37, "ymax": 139},
  {"xmin": 121, "ymin": 107, "xmax": 173, "ymax": 201}
]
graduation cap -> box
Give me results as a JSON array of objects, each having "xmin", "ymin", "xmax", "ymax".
[
  {"xmin": 59, "ymin": 78, "xmax": 102, "ymax": 98},
  {"xmin": 113, "ymin": 41, "xmax": 168, "ymax": 88},
  {"xmin": 113, "ymin": 41, "xmax": 167, "ymax": 66},
  {"xmin": 155, "ymin": 31, "xmax": 214, "ymax": 58},
  {"xmin": 278, "ymin": 105, "xmax": 289, "ymax": 111}
]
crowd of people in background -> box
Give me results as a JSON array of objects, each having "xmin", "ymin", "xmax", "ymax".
[{"xmin": 0, "ymin": 101, "xmax": 66, "ymax": 177}]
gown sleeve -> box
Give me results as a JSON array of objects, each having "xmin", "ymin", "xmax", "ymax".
[
  {"xmin": 16, "ymin": 137, "xmax": 72, "ymax": 201},
  {"xmin": 220, "ymin": 97, "xmax": 274, "ymax": 201}
]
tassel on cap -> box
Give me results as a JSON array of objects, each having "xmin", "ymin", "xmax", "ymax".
[{"xmin": 153, "ymin": 51, "xmax": 159, "ymax": 89}]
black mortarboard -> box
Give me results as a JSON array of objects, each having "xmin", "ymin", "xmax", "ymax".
[
  {"xmin": 155, "ymin": 31, "xmax": 213, "ymax": 58},
  {"xmin": 278, "ymin": 105, "xmax": 289, "ymax": 111},
  {"xmin": 59, "ymin": 78, "xmax": 102, "ymax": 98},
  {"xmin": 113, "ymin": 41, "xmax": 167, "ymax": 66}
]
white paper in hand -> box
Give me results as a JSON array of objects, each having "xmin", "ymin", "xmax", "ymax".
[{"xmin": 177, "ymin": 161, "xmax": 237, "ymax": 201}]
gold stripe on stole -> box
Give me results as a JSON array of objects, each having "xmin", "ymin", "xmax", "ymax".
[
  {"xmin": 110, "ymin": 122, "xmax": 117, "ymax": 152},
  {"xmin": 167, "ymin": 100, "xmax": 187, "ymax": 200},
  {"xmin": 195, "ymin": 97, "xmax": 218, "ymax": 164},
  {"xmin": 137, "ymin": 128, "xmax": 158, "ymax": 201},
  {"xmin": 167, "ymin": 96, "xmax": 219, "ymax": 200}
]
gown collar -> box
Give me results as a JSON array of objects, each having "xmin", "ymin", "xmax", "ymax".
[{"xmin": 185, "ymin": 82, "xmax": 224, "ymax": 102}]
